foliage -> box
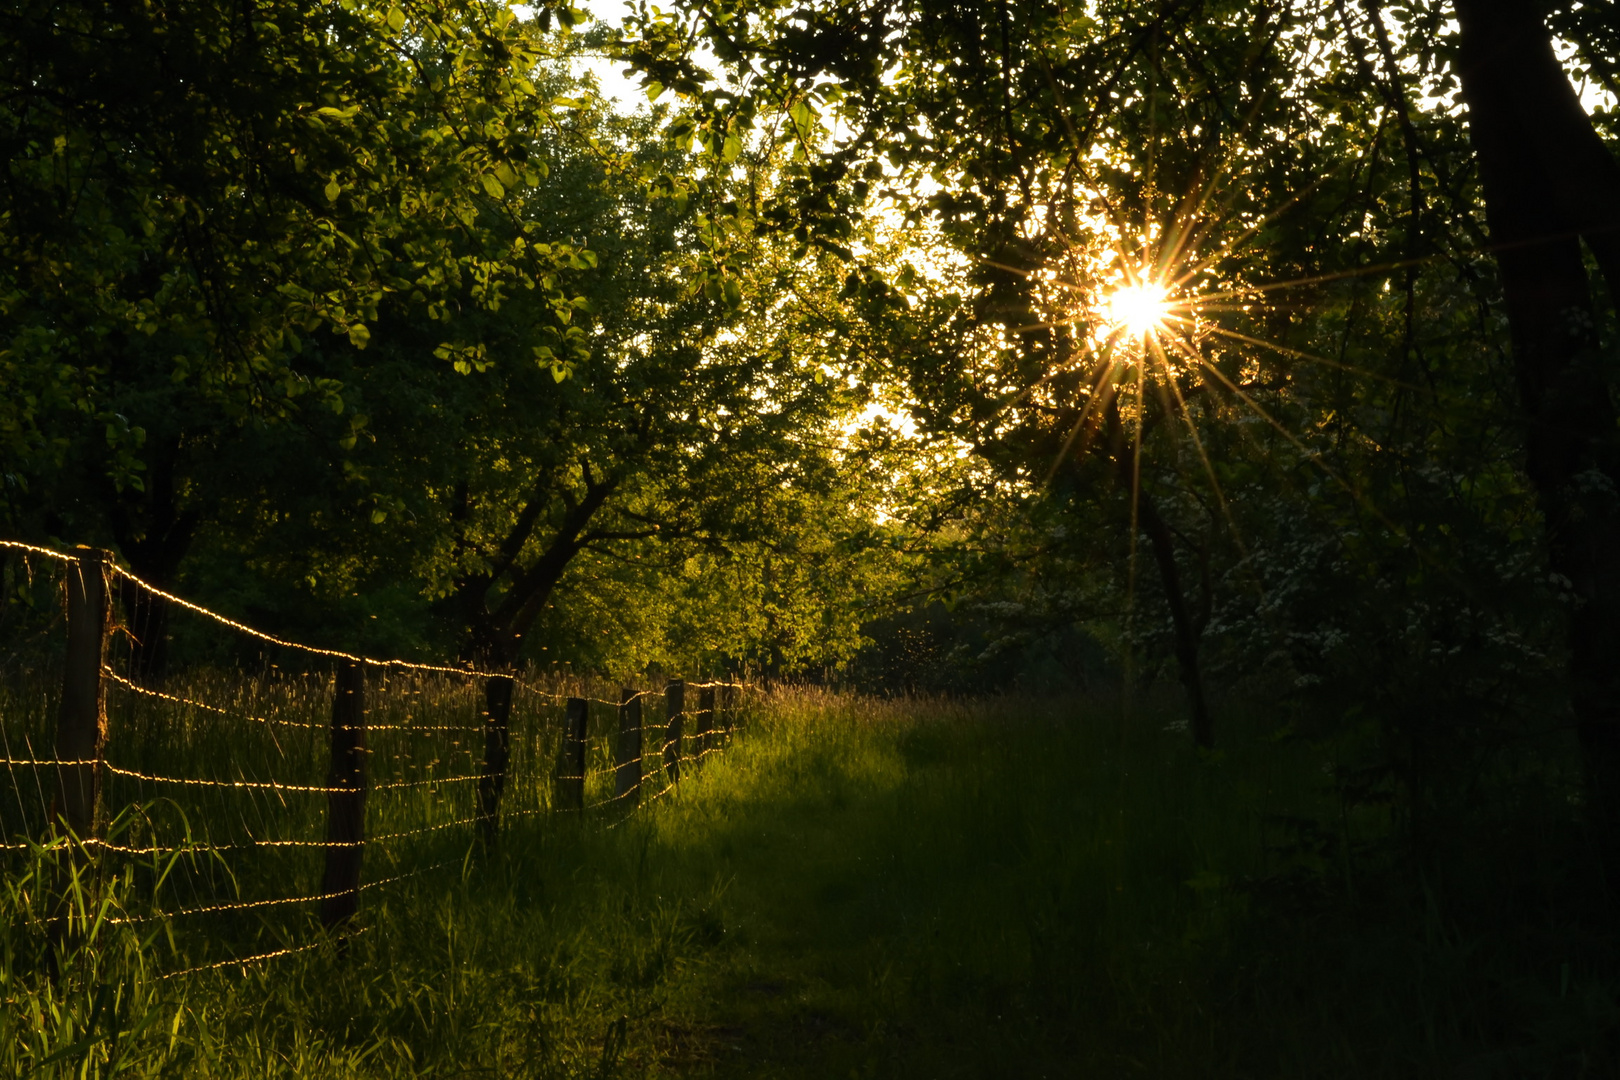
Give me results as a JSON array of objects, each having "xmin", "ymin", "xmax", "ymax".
[
  {"xmin": 0, "ymin": 0, "xmax": 590, "ymax": 496},
  {"xmin": 612, "ymin": 0, "xmax": 1589, "ymax": 761},
  {"xmin": 1, "ymin": 2, "xmax": 917, "ymax": 677}
]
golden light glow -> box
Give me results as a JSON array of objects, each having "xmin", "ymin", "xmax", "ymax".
[{"xmin": 1103, "ymin": 281, "xmax": 1171, "ymax": 340}]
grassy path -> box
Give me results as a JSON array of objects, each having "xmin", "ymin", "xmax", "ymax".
[
  {"xmin": 26, "ymin": 688, "xmax": 1585, "ymax": 1077},
  {"xmin": 479, "ymin": 691, "xmax": 1303, "ymax": 1078}
]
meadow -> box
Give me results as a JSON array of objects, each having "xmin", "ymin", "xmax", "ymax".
[{"xmin": 1, "ymin": 680, "xmax": 1614, "ymax": 1078}]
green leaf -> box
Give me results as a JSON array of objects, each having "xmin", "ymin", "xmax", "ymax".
[
  {"xmin": 370, "ymin": 508, "xmax": 388, "ymax": 524},
  {"xmin": 386, "ymin": 6, "xmax": 405, "ymax": 31},
  {"xmin": 721, "ymin": 131, "xmax": 742, "ymax": 162},
  {"xmin": 481, "ymin": 173, "xmax": 505, "ymax": 199},
  {"xmin": 347, "ymin": 323, "xmax": 371, "ymax": 348},
  {"xmin": 324, "ymin": 178, "xmax": 341, "ymax": 202}
]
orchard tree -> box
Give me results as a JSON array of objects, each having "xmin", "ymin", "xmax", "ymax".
[
  {"xmin": 0, "ymin": 0, "xmax": 593, "ymax": 672},
  {"xmin": 615, "ymin": 0, "xmax": 1616, "ymax": 837},
  {"xmin": 618, "ymin": 0, "xmax": 1413, "ymax": 746}
]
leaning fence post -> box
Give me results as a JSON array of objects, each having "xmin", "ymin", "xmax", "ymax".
[
  {"xmin": 696, "ymin": 686, "xmax": 716, "ymax": 761},
  {"xmin": 663, "ymin": 679, "xmax": 685, "ymax": 784},
  {"xmin": 320, "ymin": 660, "xmax": 368, "ymax": 930},
  {"xmin": 477, "ymin": 675, "xmax": 515, "ymax": 841},
  {"xmin": 615, "ymin": 688, "xmax": 642, "ymax": 805},
  {"xmin": 554, "ymin": 697, "xmax": 588, "ymax": 811},
  {"xmin": 53, "ymin": 547, "xmax": 108, "ymax": 841}
]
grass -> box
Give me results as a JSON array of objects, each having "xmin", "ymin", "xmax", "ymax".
[{"xmin": 2, "ymin": 680, "xmax": 1616, "ymax": 1077}]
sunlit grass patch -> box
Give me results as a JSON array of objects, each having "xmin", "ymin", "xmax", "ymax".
[{"xmin": 3, "ymin": 679, "xmax": 1605, "ymax": 1077}]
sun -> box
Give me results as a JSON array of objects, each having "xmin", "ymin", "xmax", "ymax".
[{"xmin": 1103, "ymin": 281, "xmax": 1172, "ymax": 340}]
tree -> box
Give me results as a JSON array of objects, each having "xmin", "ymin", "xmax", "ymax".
[
  {"xmin": 614, "ymin": 0, "xmax": 1603, "ymax": 815},
  {"xmin": 620, "ymin": 0, "xmax": 1409, "ymax": 746},
  {"xmin": 1450, "ymin": 0, "xmax": 1620, "ymax": 857},
  {"xmin": 0, "ymin": 0, "xmax": 591, "ymax": 674}
]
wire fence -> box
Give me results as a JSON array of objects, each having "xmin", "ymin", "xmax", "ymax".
[{"xmin": 0, "ymin": 540, "xmax": 750, "ymax": 977}]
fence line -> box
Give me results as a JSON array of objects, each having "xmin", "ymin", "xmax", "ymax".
[
  {"xmin": 0, "ymin": 539, "xmax": 755, "ymax": 977},
  {"xmin": 103, "ymin": 764, "xmax": 486, "ymax": 795},
  {"xmin": 107, "ymin": 561, "xmax": 511, "ymax": 681},
  {"xmin": 105, "ymin": 671, "xmax": 490, "ymax": 733}
]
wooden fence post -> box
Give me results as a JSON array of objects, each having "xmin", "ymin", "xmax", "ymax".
[
  {"xmin": 53, "ymin": 547, "xmax": 108, "ymax": 841},
  {"xmin": 615, "ymin": 688, "xmax": 642, "ymax": 805},
  {"xmin": 554, "ymin": 697, "xmax": 588, "ymax": 811},
  {"xmin": 663, "ymin": 680, "xmax": 685, "ymax": 784},
  {"xmin": 477, "ymin": 674, "xmax": 515, "ymax": 842},
  {"xmin": 696, "ymin": 686, "xmax": 716, "ymax": 761},
  {"xmin": 320, "ymin": 660, "xmax": 367, "ymax": 929},
  {"xmin": 721, "ymin": 681, "xmax": 736, "ymax": 747}
]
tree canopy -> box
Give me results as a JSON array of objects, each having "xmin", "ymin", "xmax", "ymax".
[
  {"xmin": 607, "ymin": 0, "xmax": 1619, "ymax": 830},
  {"xmin": 5, "ymin": 0, "xmax": 1620, "ymax": 846}
]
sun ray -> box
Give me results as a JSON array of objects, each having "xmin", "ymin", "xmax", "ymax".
[
  {"xmin": 1042, "ymin": 342, "xmax": 1125, "ymax": 487},
  {"xmin": 1151, "ymin": 87, "xmax": 1295, "ymax": 285},
  {"xmin": 1182, "ymin": 347, "xmax": 1424, "ymax": 553},
  {"xmin": 1166, "ymin": 107, "xmax": 1391, "ymax": 293},
  {"xmin": 1192, "ymin": 252, "xmax": 1447, "ymax": 303},
  {"xmin": 1147, "ymin": 331, "xmax": 1246, "ymax": 552},
  {"xmin": 944, "ymin": 83, "xmax": 1476, "ymax": 593},
  {"xmin": 1125, "ymin": 351, "xmax": 1147, "ymax": 649},
  {"xmin": 1200, "ymin": 324, "xmax": 1427, "ymax": 390}
]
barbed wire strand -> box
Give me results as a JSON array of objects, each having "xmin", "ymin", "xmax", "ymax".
[
  {"xmin": 115, "ymin": 856, "xmax": 462, "ymax": 925},
  {"xmin": 104, "ymin": 763, "xmax": 484, "ymax": 795},
  {"xmin": 8, "ymin": 540, "xmax": 755, "ymax": 699},
  {"xmin": 5, "ymin": 537, "xmax": 756, "ymax": 966},
  {"xmin": 110, "ymin": 564, "xmax": 512, "ymax": 679},
  {"xmin": 0, "ymin": 539, "xmax": 76, "ymax": 562},
  {"xmin": 105, "ymin": 672, "xmax": 489, "ymax": 735},
  {"xmin": 159, "ymin": 927, "xmax": 375, "ymax": 981}
]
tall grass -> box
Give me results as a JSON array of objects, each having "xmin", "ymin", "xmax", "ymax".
[{"xmin": 0, "ymin": 678, "xmax": 1613, "ymax": 1076}]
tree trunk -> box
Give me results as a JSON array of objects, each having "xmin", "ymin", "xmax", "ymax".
[
  {"xmin": 1134, "ymin": 487, "xmax": 1214, "ymax": 748},
  {"xmin": 1454, "ymin": 0, "xmax": 1620, "ymax": 862}
]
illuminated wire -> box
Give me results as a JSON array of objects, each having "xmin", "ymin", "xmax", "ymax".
[
  {"xmin": 0, "ymin": 539, "xmax": 77, "ymax": 561},
  {"xmin": 104, "ymin": 763, "xmax": 482, "ymax": 794},
  {"xmin": 115, "ymin": 858, "xmax": 461, "ymax": 924},
  {"xmin": 3, "ymin": 536, "xmax": 754, "ymax": 966},
  {"xmin": 159, "ymin": 929, "xmax": 372, "ymax": 980},
  {"xmin": 109, "ymin": 564, "xmax": 511, "ymax": 679},
  {"xmin": 105, "ymin": 672, "xmax": 489, "ymax": 734}
]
